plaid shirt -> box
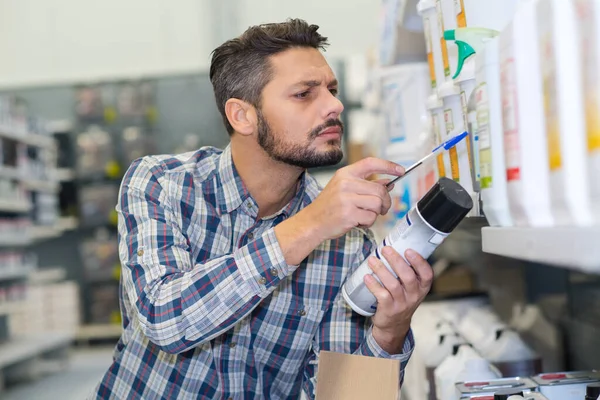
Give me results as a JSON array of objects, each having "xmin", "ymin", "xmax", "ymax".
[{"xmin": 93, "ymin": 145, "xmax": 414, "ymax": 399}]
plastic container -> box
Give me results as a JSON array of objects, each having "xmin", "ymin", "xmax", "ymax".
[
  {"xmin": 533, "ymin": 371, "xmax": 600, "ymax": 399},
  {"xmin": 436, "ymin": 0, "xmax": 458, "ymax": 95},
  {"xmin": 435, "ymin": 344, "xmax": 494, "ymax": 400},
  {"xmin": 476, "ymin": 37, "xmax": 512, "ymax": 226},
  {"xmin": 342, "ymin": 177, "xmax": 473, "ymax": 316},
  {"xmin": 536, "ymin": 0, "xmax": 592, "ymax": 226},
  {"xmin": 455, "ymin": 0, "xmax": 520, "ymax": 30},
  {"xmin": 575, "ymin": 0, "xmax": 600, "ymax": 223},
  {"xmin": 428, "ymin": 94, "xmax": 451, "ymax": 180},
  {"xmin": 494, "ymin": 390, "xmax": 524, "ymax": 400},
  {"xmin": 499, "ymin": 0, "xmax": 554, "ymax": 227},
  {"xmin": 456, "ymin": 377, "xmax": 539, "ymax": 399},
  {"xmin": 419, "ymin": 0, "xmax": 446, "ymax": 91}
]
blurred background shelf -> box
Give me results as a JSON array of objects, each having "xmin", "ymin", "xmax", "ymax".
[
  {"xmin": 0, "ymin": 267, "xmax": 34, "ymax": 282},
  {"xmin": 0, "ymin": 333, "xmax": 73, "ymax": 370},
  {"xmin": 0, "ymin": 199, "xmax": 32, "ymax": 214},
  {"xmin": 482, "ymin": 227, "xmax": 600, "ymax": 271}
]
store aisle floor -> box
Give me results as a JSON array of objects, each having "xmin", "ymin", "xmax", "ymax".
[{"xmin": 3, "ymin": 346, "xmax": 114, "ymax": 400}]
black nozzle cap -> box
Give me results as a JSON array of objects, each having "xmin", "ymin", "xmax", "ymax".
[
  {"xmin": 587, "ymin": 382, "xmax": 600, "ymax": 399},
  {"xmin": 417, "ymin": 177, "xmax": 473, "ymax": 233},
  {"xmin": 494, "ymin": 388, "xmax": 524, "ymax": 400}
]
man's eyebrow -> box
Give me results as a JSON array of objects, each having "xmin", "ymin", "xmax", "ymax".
[{"xmin": 293, "ymin": 79, "xmax": 338, "ymax": 88}]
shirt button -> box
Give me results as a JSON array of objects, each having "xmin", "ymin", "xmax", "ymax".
[
  {"xmin": 229, "ymin": 342, "xmax": 236, "ymax": 349},
  {"xmin": 137, "ymin": 249, "xmax": 144, "ymax": 256},
  {"xmin": 246, "ymin": 201, "xmax": 253, "ymax": 209},
  {"xmin": 258, "ymin": 277, "xmax": 267, "ymax": 285},
  {"xmin": 247, "ymin": 232, "xmax": 254, "ymax": 240},
  {"xmin": 298, "ymin": 309, "xmax": 306, "ymax": 317},
  {"xmin": 270, "ymin": 268, "xmax": 278, "ymax": 276}
]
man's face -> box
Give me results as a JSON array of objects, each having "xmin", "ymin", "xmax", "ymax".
[{"xmin": 256, "ymin": 47, "xmax": 345, "ymax": 169}]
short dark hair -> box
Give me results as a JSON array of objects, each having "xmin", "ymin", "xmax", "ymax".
[{"xmin": 209, "ymin": 19, "xmax": 329, "ymax": 135}]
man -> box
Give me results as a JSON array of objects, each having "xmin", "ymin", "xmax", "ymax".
[{"xmin": 94, "ymin": 19, "xmax": 433, "ymax": 399}]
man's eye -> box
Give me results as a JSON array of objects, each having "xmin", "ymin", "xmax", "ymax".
[
  {"xmin": 329, "ymin": 88, "xmax": 339, "ymax": 97},
  {"xmin": 295, "ymin": 91, "xmax": 310, "ymax": 99}
]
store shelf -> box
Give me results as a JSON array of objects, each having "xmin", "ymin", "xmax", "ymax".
[
  {"xmin": 29, "ymin": 225, "xmax": 61, "ymax": 241},
  {"xmin": 0, "ymin": 266, "xmax": 33, "ymax": 281},
  {"xmin": 0, "ymin": 124, "xmax": 54, "ymax": 148},
  {"xmin": 57, "ymin": 216, "xmax": 78, "ymax": 231},
  {"xmin": 0, "ymin": 165, "xmax": 22, "ymax": 181},
  {"xmin": 54, "ymin": 168, "xmax": 75, "ymax": 182},
  {"xmin": 76, "ymin": 324, "xmax": 122, "ymax": 342},
  {"xmin": 0, "ymin": 333, "xmax": 73, "ymax": 369},
  {"xmin": 0, "ymin": 236, "xmax": 32, "ymax": 248},
  {"xmin": 28, "ymin": 267, "xmax": 67, "ymax": 284},
  {"xmin": 22, "ymin": 179, "xmax": 60, "ymax": 193},
  {"xmin": 0, "ymin": 301, "xmax": 24, "ymax": 316},
  {"xmin": 0, "ymin": 199, "xmax": 32, "ymax": 213},
  {"xmin": 482, "ymin": 226, "xmax": 600, "ymax": 270}
]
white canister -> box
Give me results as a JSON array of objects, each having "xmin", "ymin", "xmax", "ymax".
[
  {"xmin": 537, "ymin": 0, "xmax": 592, "ymax": 226},
  {"xmin": 428, "ymin": 94, "xmax": 451, "ymax": 180},
  {"xmin": 342, "ymin": 178, "xmax": 472, "ymax": 316},
  {"xmin": 500, "ymin": 0, "xmax": 554, "ymax": 227},
  {"xmin": 419, "ymin": 0, "xmax": 446, "ymax": 91},
  {"xmin": 476, "ymin": 37, "xmax": 512, "ymax": 227},
  {"xmin": 455, "ymin": 0, "xmax": 520, "ymax": 31}
]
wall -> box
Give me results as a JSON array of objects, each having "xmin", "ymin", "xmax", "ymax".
[
  {"xmin": 0, "ymin": 0, "xmax": 214, "ymax": 88},
  {"xmin": 0, "ymin": 0, "xmax": 380, "ymax": 89}
]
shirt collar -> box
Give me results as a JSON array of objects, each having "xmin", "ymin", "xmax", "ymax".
[{"xmin": 216, "ymin": 144, "xmax": 310, "ymax": 218}]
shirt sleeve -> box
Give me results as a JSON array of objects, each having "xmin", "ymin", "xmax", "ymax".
[
  {"xmin": 118, "ymin": 158, "xmax": 295, "ymax": 354},
  {"xmin": 301, "ymin": 231, "xmax": 415, "ymax": 399}
]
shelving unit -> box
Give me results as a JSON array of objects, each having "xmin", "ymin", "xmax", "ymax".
[
  {"xmin": 482, "ymin": 227, "xmax": 600, "ymax": 271},
  {"xmin": 0, "ymin": 266, "xmax": 34, "ymax": 282},
  {"xmin": 0, "ymin": 199, "xmax": 32, "ymax": 214},
  {"xmin": 0, "ymin": 332, "xmax": 73, "ymax": 370}
]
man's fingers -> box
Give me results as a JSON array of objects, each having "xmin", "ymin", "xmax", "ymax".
[
  {"xmin": 382, "ymin": 247, "xmax": 419, "ymax": 297},
  {"xmin": 405, "ymin": 249, "xmax": 434, "ymax": 292},
  {"xmin": 341, "ymin": 180, "xmax": 392, "ymax": 214},
  {"xmin": 364, "ymin": 271, "xmax": 393, "ymax": 308},
  {"xmin": 347, "ymin": 157, "xmax": 405, "ymax": 179},
  {"xmin": 368, "ymin": 256, "xmax": 406, "ymax": 303}
]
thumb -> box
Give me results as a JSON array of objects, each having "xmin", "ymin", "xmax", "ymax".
[{"xmin": 348, "ymin": 157, "xmax": 405, "ymax": 179}]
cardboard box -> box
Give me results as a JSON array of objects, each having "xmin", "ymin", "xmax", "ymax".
[{"xmin": 316, "ymin": 351, "xmax": 400, "ymax": 400}]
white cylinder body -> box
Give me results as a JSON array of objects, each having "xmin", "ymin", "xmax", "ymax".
[{"xmin": 342, "ymin": 206, "xmax": 449, "ymax": 316}]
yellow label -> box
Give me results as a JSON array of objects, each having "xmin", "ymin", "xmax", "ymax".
[
  {"xmin": 544, "ymin": 76, "xmax": 562, "ymax": 170},
  {"xmin": 449, "ymin": 146, "xmax": 460, "ymax": 181},
  {"xmin": 587, "ymin": 95, "xmax": 600, "ymax": 152},
  {"xmin": 437, "ymin": 0, "xmax": 450, "ymax": 77},
  {"xmin": 456, "ymin": 0, "xmax": 467, "ymax": 27},
  {"xmin": 480, "ymin": 148, "xmax": 493, "ymax": 189},
  {"xmin": 437, "ymin": 153, "xmax": 446, "ymax": 177},
  {"xmin": 424, "ymin": 18, "xmax": 436, "ymax": 88}
]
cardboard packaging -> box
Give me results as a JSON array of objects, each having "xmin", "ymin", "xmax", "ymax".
[
  {"xmin": 532, "ymin": 371, "xmax": 600, "ymax": 399},
  {"xmin": 316, "ymin": 351, "xmax": 401, "ymax": 400}
]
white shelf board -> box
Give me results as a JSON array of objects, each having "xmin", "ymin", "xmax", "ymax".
[
  {"xmin": 0, "ymin": 333, "xmax": 73, "ymax": 369},
  {"xmin": 0, "ymin": 301, "xmax": 24, "ymax": 315},
  {"xmin": 57, "ymin": 216, "xmax": 78, "ymax": 231},
  {"xmin": 0, "ymin": 236, "xmax": 32, "ymax": 248},
  {"xmin": 54, "ymin": 168, "xmax": 75, "ymax": 182},
  {"xmin": 0, "ymin": 198, "xmax": 32, "ymax": 213},
  {"xmin": 22, "ymin": 179, "xmax": 60, "ymax": 193},
  {"xmin": 0, "ymin": 266, "xmax": 33, "ymax": 281},
  {"xmin": 0, "ymin": 165, "xmax": 22, "ymax": 181},
  {"xmin": 0, "ymin": 124, "xmax": 54, "ymax": 148},
  {"xmin": 29, "ymin": 225, "xmax": 61, "ymax": 241},
  {"xmin": 28, "ymin": 267, "xmax": 67, "ymax": 284},
  {"xmin": 76, "ymin": 324, "xmax": 122, "ymax": 341},
  {"xmin": 481, "ymin": 226, "xmax": 600, "ymax": 271}
]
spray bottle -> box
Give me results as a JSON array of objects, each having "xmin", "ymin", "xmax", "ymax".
[
  {"xmin": 342, "ymin": 177, "xmax": 472, "ymax": 316},
  {"xmin": 442, "ymin": 27, "xmax": 499, "ymax": 217}
]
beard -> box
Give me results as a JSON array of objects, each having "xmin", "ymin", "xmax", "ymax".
[{"xmin": 256, "ymin": 109, "xmax": 344, "ymax": 169}]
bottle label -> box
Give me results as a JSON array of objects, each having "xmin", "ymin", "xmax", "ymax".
[
  {"xmin": 476, "ymin": 83, "xmax": 493, "ymax": 188},
  {"xmin": 461, "ymin": 90, "xmax": 474, "ymax": 172},
  {"xmin": 444, "ymin": 108, "xmax": 460, "ymax": 181},
  {"xmin": 540, "ymin": 14, "xmax": 562, "ymax": 171},
  {"xmin": 437, "ymin": 0, "xmax": 451, "ymax": 77},
  {"xmin": 455, "ymin": 0, "xmax": 467, "ymax": 28},
  {"xmin": 424, "ymin": 18, "xmax": 436, "ymax": 89},
  {"xmin": 501, "ymin": 57, "xmax": 521, "ymax": 181},
  {"xmin": 575, "ymin": 0, "xmax": 600, "ymax": 154}
]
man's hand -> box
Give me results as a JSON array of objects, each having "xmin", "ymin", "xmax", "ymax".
[
  {"xmin": 364, "ymin": 247, "xmax": 433, "ymax": 354},
  {"xmin": 299, "ymin": 157, "xmax": 404, "ymax": 240}
]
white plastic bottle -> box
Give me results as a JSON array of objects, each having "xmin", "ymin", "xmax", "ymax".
[
  {"xmin": 418, "ymin": 0, "xmax": 446, "ymax": 92},
  {"xmin": 537, "ymin": 0, "xmax": 592, "ymax": 226},
  {"xmin": 499, "ymin": 0, "xmax": 554, "ymax": 227},
  {"xmin": 454, "ymin": 358, "xmax": 502, "ymax": 388},
  {"xmin": 342, "ymin": 178, "xmax": 473, "ymax": 316},
  {"xmin": 476, "ymin": 37, "xmax": 513, "ymax": 227},
  {"xmin": 428, "ymin": 94, "xmax": 451, "ymax": 180},
  {"xmin": 575, "ymin": 0, "xmax": 600, "ymax": 223},
  {"xmin": 455, "ymin": 0, "xmax": 520, "ymax": 30}
]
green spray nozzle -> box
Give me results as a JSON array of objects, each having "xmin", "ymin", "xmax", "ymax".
[{"xmin": 444, "ymin": 28, "xmax": 499, "ymax": 79}]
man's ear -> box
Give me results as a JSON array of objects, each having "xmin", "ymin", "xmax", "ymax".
[{"xmin": 225, "ymin": 99, "xmax": 256, "ymax": 136}]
